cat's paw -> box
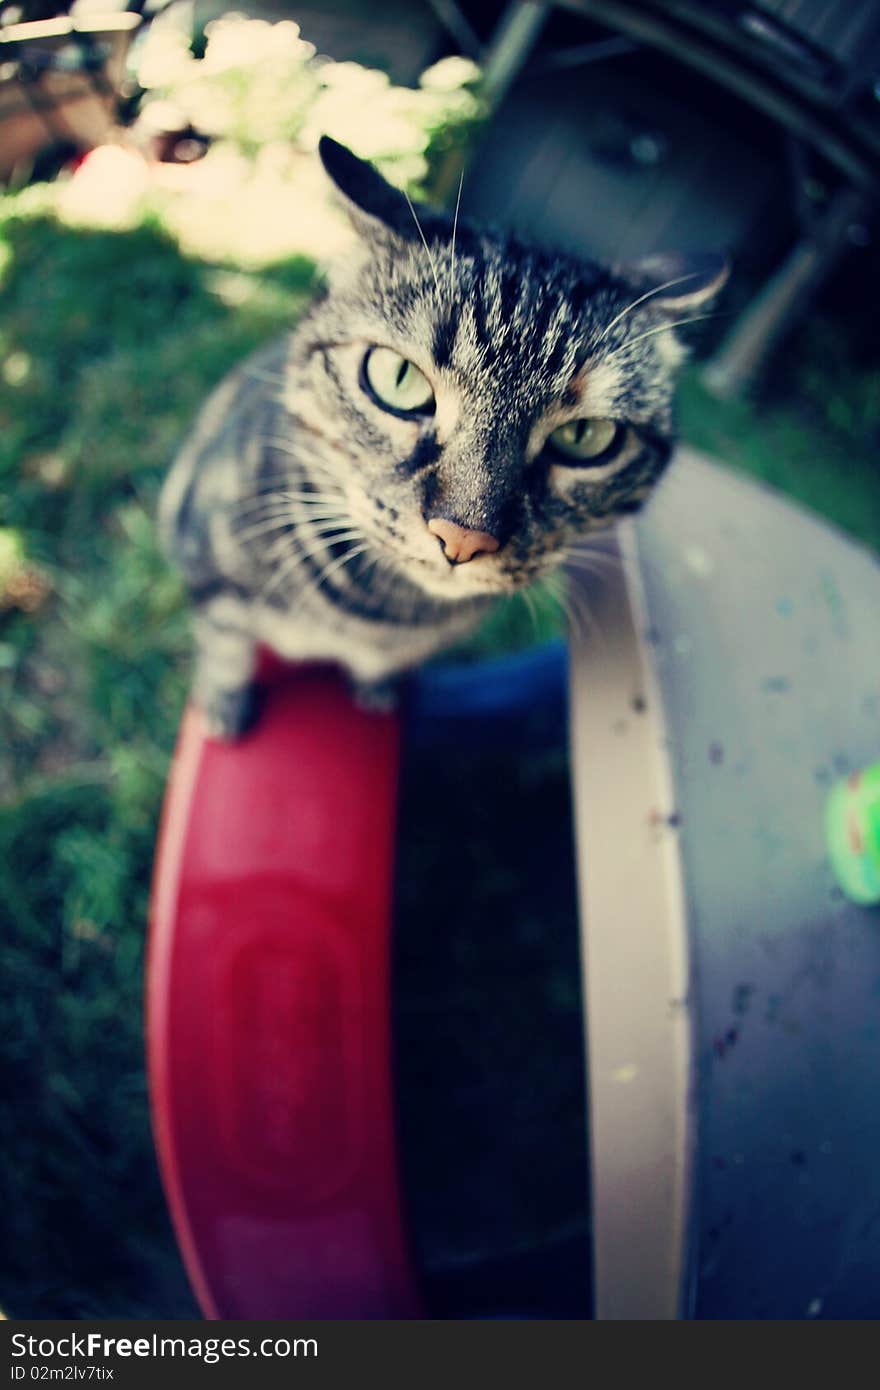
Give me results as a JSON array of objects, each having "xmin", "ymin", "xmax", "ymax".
[
  {"xmin": 351, "ymin": 677, "xmax": 400, "ymax": 714},
  {"xmin": 198, "ymin": 683, "xmax": 262, "ymax": 741}
]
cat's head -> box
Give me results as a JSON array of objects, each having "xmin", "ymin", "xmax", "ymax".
[{"xmin": 289, "ymin": 135, "xmax": 727, "ymax": 601}]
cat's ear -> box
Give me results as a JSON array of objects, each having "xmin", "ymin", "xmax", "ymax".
[
  {"xmin": 318, "ymin": 135, "xmax": 444, "ymax": 244},
  {"xmin": 619, "ymin": 251, "xmax": 730, "ymax": 313}
]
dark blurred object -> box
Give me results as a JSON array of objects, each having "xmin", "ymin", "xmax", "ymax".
[
  {"xmin": 554, "ymin": 2, "xmax": 880, "ymax": 392},
  {"xmin": 554, "ymin": 2, "xmax": 880, "ymax": 185},
  {"xmin": 150, "ymin": 123, "xmax": 209, "ymax": 166},
  {"xmin": 1, "ymin": 2, "xmax": 75, "ymax": 19},
  {"xmin": 426, "ymin": 1, "xmax": 880, "ymax": 392},
  {"xmin": 703, "ymin": 174, "xmax": 873, "ymax": 396},
  {"xmin": 0, "ymin": 11, "xmax": 140, "ymax": 181},
  {"xmin": 132, "ymin": 99, "xmax": 211, "ymax": 165}
]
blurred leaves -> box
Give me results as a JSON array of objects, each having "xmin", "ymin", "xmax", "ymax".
[
  {"xmin": 137, "ymin": 14, "xmax": 322, "ymax": 154},
  {"xmin": 138, "ymin": 12, "xmax": 484, "ymax": 181}
]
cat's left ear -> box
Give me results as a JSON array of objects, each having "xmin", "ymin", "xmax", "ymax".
[
  {"xmin": 619, "ymin": 251, "xmax": 731, "ymax": 313},
  {"xmin": 318, "ymin": 135, "xmax": 446, "ymax": 244}
]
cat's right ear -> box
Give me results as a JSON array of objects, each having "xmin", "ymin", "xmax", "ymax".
[{"xmin": 319, "ymin": 135, "xmax": 429, "ymax": 243}]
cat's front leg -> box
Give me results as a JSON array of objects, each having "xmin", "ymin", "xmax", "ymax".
[
  {"xmin": 191, "ymin": 605, "xmax": 258, "ymax": 740},
  {"xmin": 350, "ymin": 675, "xmax": 401, "ymax": 714}
]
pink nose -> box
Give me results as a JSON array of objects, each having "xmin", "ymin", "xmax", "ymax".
[{"xmin": 427, "ymin": 518, "xmax": 500, "ymax": 564}]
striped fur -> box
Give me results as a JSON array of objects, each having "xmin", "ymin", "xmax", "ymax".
[{"xmin": 159, "ymin": 138, "xmax": 726, "ymax": 736}]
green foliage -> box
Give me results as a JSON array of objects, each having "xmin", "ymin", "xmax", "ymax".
[
  {"xmin": 0, "ymin": 202, "xmax": 315, "ymax": 1316},
  {"xmin": 0, "ymin": 777, "xmax": 196, "ymax": 1317},
  {"xmin": 679, "ymin": 328, "xmax": 880, "ymax": 553}
]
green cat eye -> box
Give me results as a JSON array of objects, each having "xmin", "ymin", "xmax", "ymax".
[
  {"xmin": 548, "ymin": 417, "xmax": 621, "ymax": 465},
  {"xmin": 362, "ymin": 347, "xmax": 435, "ymax": 417}
]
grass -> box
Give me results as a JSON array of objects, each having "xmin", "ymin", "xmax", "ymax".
[
  {"xmin": 0, "ymin": 207, "xmax": 316, "ymax": 1317},
  {"xmin": 678, "ymin": 342, "xmax": 880, "ymax": 554},
  {"xmin": 0, "ymin": 192, "xmax": 877, "ymax": 1317}
]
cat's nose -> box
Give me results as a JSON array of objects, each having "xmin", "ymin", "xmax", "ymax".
[{"xmin": 427, "ymin": 518, "xmax": 500, "ymax": 565}]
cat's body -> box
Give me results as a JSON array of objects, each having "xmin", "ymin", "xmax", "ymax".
[{"xmin": 160, "ymin": 136, "xmax": 727, "ymax": 736}]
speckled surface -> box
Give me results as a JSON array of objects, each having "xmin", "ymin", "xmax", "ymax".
[{"xmin": 635, "ymin": 448, "xmax": 880, "ymax": 1319}]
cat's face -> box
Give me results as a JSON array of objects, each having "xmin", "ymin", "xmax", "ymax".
[{"xmin": 284, "ymin": 138, "xmax": 727, "ymax": 602}]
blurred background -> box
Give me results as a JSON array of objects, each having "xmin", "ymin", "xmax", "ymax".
[{"xmin": 0, "ymin": 0, "xmax": 878, "ymax": 1317}]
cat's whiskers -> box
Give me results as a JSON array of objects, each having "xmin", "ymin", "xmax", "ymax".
[
  {"xmin": 289, "ymin": 518, "xmax": 366, "ymax": 550},
  {"xmin": 540, "ymin": 569, "xmax": 568, "ymax": 613},
  {"xmin": 237, "ymin": 500, "xmax": 354, "ymax": 525},
  {"xmin": 403, "ymin": 188, "xmax": 442, "ymax": 302},
  {"xmin": 240, "ymin": 459, "xmax": 344, "ymax": 485},
  {"xmin": 567, "ymin": 586, "xmax": 603, "ymax": 650},
  {"xmin": 542, "ymin": 571, "xmax": 587, "ymax": 645},
  {"xmin": 241, "ymin": 366, "xmax": 287, "ymax": 386},
  {"xmin": 235, "ymin": 497, "xmax": 348, "ymax": 524},
  {"xmin": 354, "ymin": 545, "xmax": 385, "ymax": 592},
  {"xmin": 254, "ymin": 437, "xmax": 348, "ymax": 472},
  {"xmin": 253, "ymin": 489, "xmax": 342, "ymax": 501},
  {"xmin": 448, "ymin": 167, "xmax": 464, "ymax": 310},
  {"xmin": 581, "ymin": 543, "xmax": 629, "ymax": 575},
  {"xmin": 545, "ymin": 564, "xmax": 608, "ymax": 653},
  {"xmin": 601, "ymin": 313, "xmax": 719, "ymax": 366},
  {"xmin": 256, "ymin": 511, "xmax": 362, "ymax": 551},
  {"xmin": 262, "ymin": 540, "xmax": 377, "ymax": 614},
  {"xmin": 538, "ymin": 570, "xmax": 580, "ymax": 642},
  {"xmin": 260, "ymin": 522, "xmax": 370, "ymax": 602},
  {"xmin": 256, "ymin": 533, "xmax": 363, "ymax": 583},
  {"xmin": 241, "ymin": 452, "xmax": 342, "ymax": 475},
  {"xmin": 232, "ymin": 515, "xmax": 301, "ymax": 545},
  {"xmin": 238, "ymin": 487, "xmax": 345, "ymax": 511},
  {"xmin": 247, "ymin": 457, "xmax": 351, "ymax": 494},
  {"xmin": 233, "ymin": 510, "xmax": 355, "ymax": 545},
  {"xmin": 256, "ymin": 435, "xmax": 310, "ymax": 456},
  {"xmin": 520, "ymin": 584, "xmax": 540, "ymax": 642},
  {"xmin": 233, "ymin": 500, "xmax": 350, "ymax": 530},
  {"xmin": 563, "ymin": 562, "xmax": 613, "ymax": 594},
  {"xmin": 594, "ymin": 272, "xmax": 704, "ymax": 347},
  {"xmin": 235, "ymin": 483, "xmax": 346, "ymax": 512},
  {"xmin": 313, "ymin": 541, "xmax": 372, "ymax": 590},
  {"xmin": 583, "ymin": 529, "xmax": 622, "ymax": 553},
  {"xmin": 563, "ymin": 544, "xmax": 622, "ymax": 577}
]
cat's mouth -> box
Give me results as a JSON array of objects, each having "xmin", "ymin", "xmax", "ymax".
[
  {"xmin": 402, "ymin": 549, "xmax": 542, "ymax": 600},
  {"xmin": 369, "ymin": 518, "xmax": 552, "ymax": 599}
]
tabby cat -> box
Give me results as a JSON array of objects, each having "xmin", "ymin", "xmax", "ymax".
[{"xmin": 159, "ymin": 135, "xmax": 727, "ymax": 737}]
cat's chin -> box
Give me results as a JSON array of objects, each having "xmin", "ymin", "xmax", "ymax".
[{"xmin": 405, "ymin": 559, "xmax": 534, "ymax": 602}]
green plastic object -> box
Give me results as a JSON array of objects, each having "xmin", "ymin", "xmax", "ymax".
[{"xmin": 826, "ymin": 762, "xmax": 880, "ymax": 906}]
